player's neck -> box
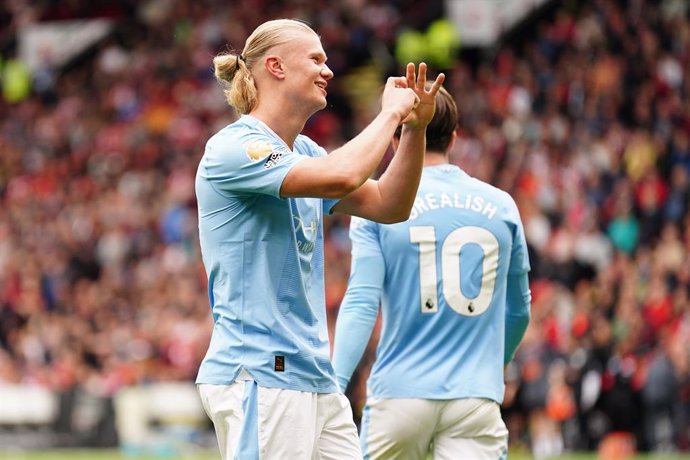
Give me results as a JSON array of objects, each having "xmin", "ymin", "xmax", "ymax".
[
  {"xmin": 423, "ymin": 152, "xmax": 449, "ymax": 167},
  {"xmin": 250, "ymin": 103, "xmax": 308, "ymax": 150}
]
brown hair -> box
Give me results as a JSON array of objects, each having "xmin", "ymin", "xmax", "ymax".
[
  {"xmin": 395, "ymin": 85, "xmax": 457, "ymax": 153},
  {"xmin": 425, "ymin": 85, "xmax": 458, "ymax": 153},
  {"xmin": 213, "ymin": 19, "xmax": 317, "ymax": 114}
]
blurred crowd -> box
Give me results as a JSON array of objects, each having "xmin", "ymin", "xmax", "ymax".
[{"xmin": 1, "ymin": 0, "xmax": 689, "ymax": 456}]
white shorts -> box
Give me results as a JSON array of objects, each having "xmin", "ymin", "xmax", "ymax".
[
  {"xmin": 198, "ymin": 380, "xmax": 361, "ymax": 460},
  {"xmin": 360, "ymin": 397, "xmax": 508, "ymax": 460}
]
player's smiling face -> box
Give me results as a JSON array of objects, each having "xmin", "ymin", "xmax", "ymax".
[{"xmin": 281, "ymin": 31, "xmax": 333, "ymax": 112}]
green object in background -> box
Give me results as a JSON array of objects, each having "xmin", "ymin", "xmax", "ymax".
[
  {"xmin": 2, "ymin": 58, "xmax": 32, "ymax": 103},
  {"xmin": 395, "ymin": 29, "xmax": 428, "ymax": 65},
  {"xmin": 426, "ymin": 19, "xmax": 460, "ymax": 69},
  {"xmin": 174, "ymin": 18, "xmax": 193, "ymax": 44},
  {"xmin": 395, "ymin": 19, "xmax": 460, "ymax": 69}
]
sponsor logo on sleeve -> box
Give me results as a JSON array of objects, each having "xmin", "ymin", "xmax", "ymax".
[{"xmin": 263, "ymin": 145, "xmax": 289, "ymax": 169}]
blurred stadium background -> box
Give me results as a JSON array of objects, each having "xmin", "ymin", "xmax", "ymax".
[{"xmin": 1, "ymin": 0, "xmax": 689, "ymax": 459}]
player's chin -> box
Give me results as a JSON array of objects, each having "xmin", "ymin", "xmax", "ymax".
[{"xmin": 314, "ymin": 96, "xmax": 328, "ymax": 110}]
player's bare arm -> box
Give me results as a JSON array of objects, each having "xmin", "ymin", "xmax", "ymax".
[
  {"xmin": 280, "ymin": 75, "xmax": 419, "ymax": 199},
  {"xmin": 333, "ymin": 64, "xmax": 446, "ymax": 223}
]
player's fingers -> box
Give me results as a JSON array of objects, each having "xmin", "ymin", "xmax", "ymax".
[
  {"xmin": 416, "ymin": 62, "xmax": 427, "ymax": 90},
  {"xmin": 413, "ymin": 92, "xmax": 420, "ymax": 108},
  {"xmin": 384, "ymin": 76, "xmax": 395, "ymax": 90},
  {"xmin": 406, "ymin": 63, "xmax": 416, "ymax": 89},
  {"xmin": 390, "ymin": 76, "xmax": 408, "ymax": 88},
  {"xmin": 428, "ymin": 73, "xmax": 446, "ymax": 94}
]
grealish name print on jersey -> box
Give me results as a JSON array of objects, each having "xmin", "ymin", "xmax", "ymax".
[{"xmin": 409, "ymin": 192, "xmax": 499, "ymax": 220}]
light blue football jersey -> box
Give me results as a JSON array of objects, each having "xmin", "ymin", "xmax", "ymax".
[
  {"xmin": 195, "ymin": 114, "xmax": 339, "ymax": 393},
  {"xmin": 332, "ymin": 164, "xmax": 531, "ymax": 403}
]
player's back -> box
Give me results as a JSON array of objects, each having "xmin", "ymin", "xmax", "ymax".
[{"xmin": 367, "ymin": 164, "xmax": 529, "ymax": 403}]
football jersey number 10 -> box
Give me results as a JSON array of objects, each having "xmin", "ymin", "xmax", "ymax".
[{"xmin": 409, "ymin": 226, "xmax": 499, "ymax": 316}]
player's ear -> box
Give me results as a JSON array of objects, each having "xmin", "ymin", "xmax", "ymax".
[
  {"xmin": 448, "ymin": 130, "xmax": 457, "ymax": 151},
  {"xmin": 265, "ymin": 55, "xmax": 285, "ymax": 80}
]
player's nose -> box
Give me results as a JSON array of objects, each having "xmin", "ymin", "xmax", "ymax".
[{"xmin": 321, "ymin": 64, "xmax": 334, "ymax": 80}]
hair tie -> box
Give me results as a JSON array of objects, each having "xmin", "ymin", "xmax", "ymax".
[{"xmin": 236, "ymin": 54, "xmax": 246, "ymax": 68}]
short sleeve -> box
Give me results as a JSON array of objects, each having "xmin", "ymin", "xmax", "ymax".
[{"xmin": 199, "ymin": 131, "xmax": 304, "ymax": 198}]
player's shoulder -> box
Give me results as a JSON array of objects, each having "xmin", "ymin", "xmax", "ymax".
[
  {"xmin": 294, "ymin": 133, "xmax": 326, "ymax": 157},
  {"xmin": 350, "ymin": 215, "xmax": 370, "ymax": 229},
  {"xmin": 206, "ymin": 117, "xmax": 250, "ymax": 149},
  {"xmin": 349, "ymin": 215, "xmax": 377, "ymax": 235},
  {"xmin": 444, "ymin": 165, "xmax": 507, "ymax": 201},
  {"xmin": 472, "ymin": 177, "xmax": 516, "ymax": 206},
  {"xmin": 205, "ymin": 117, "xmax": 281, "ymax": 162},
  {"xmin": 461, "ymin": 173, "xmax": 521, "ymax": 220}
]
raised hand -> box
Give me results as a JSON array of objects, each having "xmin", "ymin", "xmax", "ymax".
[
  {"xmin": 381, "ymin": 75, "xmax": 420, "ymax": 123},
  {"xmin": 400, "ymin": 62, "xmax": 446, "ymax": 129}
]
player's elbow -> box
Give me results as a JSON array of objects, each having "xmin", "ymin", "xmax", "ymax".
[
  {"xmin": 323, "ymin": 171, "xmax": 362, "ymax": 198},
  {"xmin": 377, "ymin": 208, "xmax": 411, "ymax": 224},
  {"xmin": 364, "ymin": 200, "xmax": 412, "ymax": 224},
  {"xmin": 336, "ymin": 175, "xmax": 363, "ymax": 197},
  {"xmin": 379, "ymin": 199, "xmax": 416, "ymax": 223}
]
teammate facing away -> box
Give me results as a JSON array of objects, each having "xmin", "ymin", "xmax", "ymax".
[
  {"xmin": 194, "ymin": 18, "xmax": 445, "ymax": 459},
  {"xmin": 331, "ymin": 86, "xmax": 532, "ymax": 460}
]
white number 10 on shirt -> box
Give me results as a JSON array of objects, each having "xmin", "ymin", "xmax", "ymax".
[{"xmin": 409, "ymin": 226, "xmax": 499, "ymax": 316}]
